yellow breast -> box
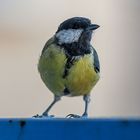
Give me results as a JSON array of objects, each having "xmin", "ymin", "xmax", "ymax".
[
  {"xmin": 66, "ymin": 55, "xmax": 100, "ymax": 96},
  {"xmin": 38, "ymin": 45, "xmax": 100, "ymax": 97}
]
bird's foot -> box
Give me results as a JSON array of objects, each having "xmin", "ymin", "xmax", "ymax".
[
  {"xmin": 66, "ymin": 114, "xmax": 81, "ymax": 118},
  {"xmin": 33, "ymin": 114, "xmax": 55, "ymax": 118},
  {"xmin": 66, "ymin": 113, "xmax": 88, "ymax": 119}
]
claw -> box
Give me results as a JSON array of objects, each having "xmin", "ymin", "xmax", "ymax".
[
  {"xmin": 33, "ymin": 114, "xmax": 41, "ymax": 118},
  {"xmin": 66, "ymin": 114, "xmax": 88, "ymax": 119},
  {"xmin": 33, "ymin": 114, "xmax": 55, "ymax": 118},
  {"xmin": 66, "ymin": 114, "xmax": 81, "ymax": 118}
]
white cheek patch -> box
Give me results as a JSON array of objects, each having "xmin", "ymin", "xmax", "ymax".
[{"xmin": 56, "ymin": 29, "xmax": 83, "ymax": 45}]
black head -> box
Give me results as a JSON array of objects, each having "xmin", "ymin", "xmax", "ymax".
[
  {"xmin": 56, "ymin": 17, "xmax": 92, "ymax": 32},
  {"xmin": 55, "ymin": 17, "xmax": 100, "ymax": 56}
]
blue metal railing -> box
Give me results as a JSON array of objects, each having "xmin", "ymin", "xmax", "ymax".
[{"xmin": 0, "ymin": 118, "xmax": 140, "ymax": 140}]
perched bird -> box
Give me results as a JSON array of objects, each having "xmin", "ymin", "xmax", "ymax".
[{"xmin": 37, "ymin": 17, "xmax": 100, "ymax": 118}]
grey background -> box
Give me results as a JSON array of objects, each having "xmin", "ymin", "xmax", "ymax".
[{"xmin": 0, "ymin": 0, "xmax": 140, "ymax": 117}]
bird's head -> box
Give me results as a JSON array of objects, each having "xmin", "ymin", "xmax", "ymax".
[{"xmin": 55, "ymin": 17, "xmax": 100, "ymax": 45}]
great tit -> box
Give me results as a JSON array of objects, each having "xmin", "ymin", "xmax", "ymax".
[{"xmin": 37, "ymin": 17, "xmax": 100, "ymax": 118}]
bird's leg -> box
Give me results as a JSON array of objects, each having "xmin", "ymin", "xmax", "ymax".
[
  {"xmin": 66, "ymin": 95, "xmax": 91, "ymax": 118},
  {"xmin": 82, "ymin": 94, "xmax": 91, "ymax": 117},
  {"xmin": 33, "ymin": 95, "xmax": 61, "ymax": 118},
  {"xmin": 42, "ymin": 95, "xmax": 61, "ymax": 117}
]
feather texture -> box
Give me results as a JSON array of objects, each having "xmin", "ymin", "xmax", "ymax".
[{"xmin": 38, "ymin": 38, "xmax": 100, "ymax": 97}]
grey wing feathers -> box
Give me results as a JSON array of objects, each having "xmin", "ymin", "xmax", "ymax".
[
  {"xmin": 41, "ymin": 37, "xmax": 55, "ymax": 54},
  {"xmin": 92, "ymin": 47, "xmax": 100, "ymax": 73}
]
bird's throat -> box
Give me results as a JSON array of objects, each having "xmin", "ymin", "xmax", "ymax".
[{"xmin": 60, "ymin": 41, "xmax": 91, "ymax": 56}]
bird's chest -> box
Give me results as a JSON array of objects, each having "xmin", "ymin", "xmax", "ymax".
[
  {"xmin": 38, "ymin": 46, "xmax": 99, "ymax": 96},
  {"xmin": 65, "ymin": 55, "xmax": 99, "ymax": 96}
]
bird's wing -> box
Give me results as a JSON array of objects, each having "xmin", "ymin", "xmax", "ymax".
[
  {"xmin": 92, "ymin": 47, "xmax": 100, "ymax": 73},
  {"xmin": 41, "ymin": 37, "xmax": 55, "ymax": 54}
]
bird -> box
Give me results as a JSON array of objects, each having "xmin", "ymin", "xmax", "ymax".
[{"xmin": 37, "ymin": 17, "xmax": 100, "ymax": 118}]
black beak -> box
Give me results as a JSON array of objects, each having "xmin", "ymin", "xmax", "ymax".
[{"xmin": 87, "ymin": 24, "xmax": 100, "ymax": 30}]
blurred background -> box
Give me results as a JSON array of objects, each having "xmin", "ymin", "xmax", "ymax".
[{"xmin": 0, "ymin": 0, "xmax": 140, "ymax": 118}]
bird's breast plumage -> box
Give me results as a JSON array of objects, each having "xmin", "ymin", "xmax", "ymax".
[
  {"xmin": 38, "ymin": 38, "xmax": 100, "ymax": 97},
  {"xmin": 65, "ymin": 54, "xmax": 100, "ymax": 96}
]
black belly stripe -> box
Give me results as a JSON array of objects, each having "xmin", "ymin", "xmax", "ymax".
[
  {"xmin": 63, "ymin": 87, "xmax": 70, "ymax": 96},
  {"xmin": 63, "ymin": 57, "xmax": 75, "ymax": 78}
]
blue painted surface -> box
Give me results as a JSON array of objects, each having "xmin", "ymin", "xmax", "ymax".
[{"xmin": 0, "ymin": 118, "xmax": 140, "ymax": 140}]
